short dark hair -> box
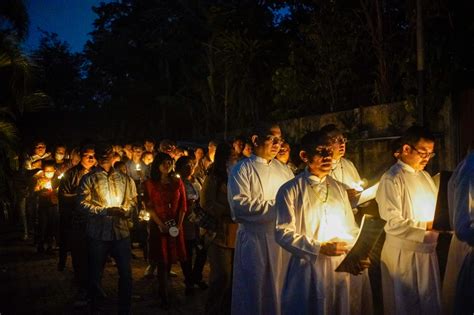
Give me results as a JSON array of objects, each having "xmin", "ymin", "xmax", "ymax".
[
  {"xmin": 95, "ymin": 143, "xmax": 114, "ymax": 161},
  {"xmin": 400, "ymin": 126, "xmax": 435, "ymax": 147},
  {"xmin": 132, "ymin": 143, "xmax": 144, "ymax": 150},
  {"xmin": 300, "ymin": 131, "xmax": 331, "ymax": 158},
  {"xmin": 252, "ymin": 121, "xmax": 279, "ymax": 138},
  {"xmin": 79, "ymin": 144, "xmax": 95, "ymax": 156},
  {"xmin": 142, "ymin": 151, "xmax": 153, "ymax": 158},
  {"xmin": 320, "ymin": 124, "xmax": 342, "ymax": 137},
  {"xmin": 144, "ymin": 138, "xmax": 155, "ymax": 144},
  {"xmin": 42, "ymin": 159, "xmax": 56, "ymax": 169}
]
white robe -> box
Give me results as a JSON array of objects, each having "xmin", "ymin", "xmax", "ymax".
[
  {"xmin": 450, "ymin": 152, "xmax": 474, "ymax": 314},
  {"xmin": 329, "ymin": 157, "xmax": 361, "ymax": 189},
  {"xmin": 275, "ymin": 170, "xmax": 373, "ymax": 315},
  {"xmin": 376, "ymin": 160, "xmax": 441, "ymax": 315},
  {"xmin": 330, "ymin": 158, "xmax": 364, "ymax": 208},
  {"xmin": 442, "ymin": 152, "xmax": 472, "ymax": 315},
  {"xmin": 228, "ymin": 154, "xmax": 294, "ymax": 315}
]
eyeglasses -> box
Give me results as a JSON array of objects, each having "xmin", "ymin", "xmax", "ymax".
[
  {"xmin": 265, "ymin": 135, "xmax": 284, "ymax": 145},
  {"xmin": 35, "ymin": 145, "xmax": 46, "ymax": 149},
  {"xmin": 314, "ymin": 146, "xmax": 334, "ymax": 157},
  {"xmin": 409, "ymin": 145, "xmax": 436, "ymax": 159},
  {"xmin": 331, "ymin": 136, "xmax": 347, "ymax": 145}
]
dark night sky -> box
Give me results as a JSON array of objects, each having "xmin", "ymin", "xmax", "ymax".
[{"xmin": 24, "ymin": 0, "xmax": 113, "ymax": 53}]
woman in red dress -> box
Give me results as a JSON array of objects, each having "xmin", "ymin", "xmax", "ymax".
[{"xmin": 144, "ymin": 152, "xmax": 187, "ymax": 308}]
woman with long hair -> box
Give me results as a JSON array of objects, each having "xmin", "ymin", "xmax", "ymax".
[
  {"xmin": 143, "ymin": 153, "xmax": 187, "ymax": 308},
  {"xmin": 201, "ymin": 143, "xmax": 238, "ymax": 315}
]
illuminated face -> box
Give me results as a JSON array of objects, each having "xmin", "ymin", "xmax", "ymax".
[
  {"xmin": 113, "ymin": 145, "xmax": 123, "ymax": 155},
  {"xmin": 81, "ymin": 149, "xmax": 96, "ymax": 169},
  {"xmin": 43, "ymin": 166, "xmax": 56, "ymax": 179},
  {"xmin": 159, "ymin": 159, "xmax": 174, "ymax": 176},
  {"xmin": 233, "ymin": 140, "xmax": 244, "ymax": 154},
  {"xmin": 144, "ymin": 141, "xmax": 154, "ymax": 153},
  {"xmin": 123, "ymin": 144, "xmax": 133, "ymax": 158},
  {"xmin": 276, "ymin": 142, "xmax": 290, "ymax": 164},
  {"xmin": 208, "ymin": 143, "xmax": 217, "ymax": 155},
  {"xmin": 132, "ymin": 147, "xmax": 143, "ymax": 161},
  {"xmin": 71, "ymin": 151, "xmax": 81, "ymax": 166},
  {"xmin": 329, "ymin": 132, "xmax": 347, "ymax": 161},
  {"xmin": 253, "ymin": 126, "xmax": 283, "ymax": 161},
  {"xmin": 142, "ymin": 153, "xmax": 154, "ymax": 165},
  {"xmin": 194, "ymin": 148, "xmax": 204, "ymax": 160},
  {"xmin": 55, "ymin": 146, "xmax": 66, "ymax": 161},
  {"xmin": 401, "ymin": 138, "xmax": 435, "ymax": 171},
  {"xmin": 242, "ymin": 143, "xmax": 252, "ymax": 157},
  {"xmin": 303, "ymin": 144, "xmax": 334, "ymax": 178},
  {"xmin": 34, "ymin": 142, "xmax": 46, "ymax": 157}
]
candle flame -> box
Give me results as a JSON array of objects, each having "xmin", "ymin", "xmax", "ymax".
[{"xmin": 43, "ymin": 181, "xmax": 52, "ymax": 190}]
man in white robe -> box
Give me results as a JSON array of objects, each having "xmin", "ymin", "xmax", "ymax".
[
  {"xmin": 376, "ymin": 126, "xmax": 441, "ymax": 315},
  {"xmin": 228, "ymin": 122, "xmax": 294, "ymax": 315},
  {"xmin": 450, "ymin": 149, "xmax": 474, "ymax": 314},
  {"xmin": 320, "ymin": 124, "xmax": 364, "ymax": 208},
  {"xmin": 275, "ymin": 131, "xmax": 373, "ymax": 315}
]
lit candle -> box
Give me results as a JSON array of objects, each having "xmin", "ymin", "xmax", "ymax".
[{"xmin": 43, "ymin": 180, "xmax": 52, "ymax": 190}]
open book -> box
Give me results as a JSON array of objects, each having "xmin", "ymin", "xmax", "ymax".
[
  {"xmin": 335, "ymin": 214, "xmax": 385, "ymax": 273},
  {"xmin": 356, "ymin": 182, "xmax": 379, "ymax": 206}
]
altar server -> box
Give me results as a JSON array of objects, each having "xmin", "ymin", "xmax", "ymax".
[{"xmin": 228, "ymin": 122, "xmax": 294, "ymax": 315}]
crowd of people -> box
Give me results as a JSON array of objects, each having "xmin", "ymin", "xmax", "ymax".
[{"xmin": 4, "ymin": 122, "xmax": 473, "ymax": 315}]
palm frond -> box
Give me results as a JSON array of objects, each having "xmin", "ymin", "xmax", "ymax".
[{"xmin": 0, "ymin": 120, "xmax": 18, "ymax": 149}]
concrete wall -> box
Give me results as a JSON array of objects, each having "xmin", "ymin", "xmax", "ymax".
[{"xmin": 276, "ymin": 100, "xmax": 455, "ymax": 183}]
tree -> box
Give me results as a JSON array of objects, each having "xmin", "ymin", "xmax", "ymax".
[{"xmin": 32, "ymin": 31, "xmax": 85, "ymax": 111}]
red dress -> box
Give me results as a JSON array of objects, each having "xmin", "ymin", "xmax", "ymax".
[{"xmin": 144, "ymin": 178, "xmax": 187, "ymax": 265}]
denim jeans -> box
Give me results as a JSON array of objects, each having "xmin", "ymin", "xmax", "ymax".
[{"xmin": 88, "ymin": 237, "xmax": 132, "ymax": 313}]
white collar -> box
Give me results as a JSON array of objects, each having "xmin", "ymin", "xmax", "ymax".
[
  {"xmin": 397, "ymin": 159, "xmax": 417, "ymax": 174},
  {"xmin": 305, "ymin": 168, "xmax": 327, "ymax": 185},
  {"xmin": 251, "ymin": 154, "xmax": 273, "ymax": 165}
]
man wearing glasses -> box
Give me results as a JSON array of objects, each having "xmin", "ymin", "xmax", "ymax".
[
  {"xmin": 228, "ymin": 122, "xmax": 294, "ymax": 315},
  {"xmin": 275, "ymin": 131, "xmax": 372, "ymax": 315},
  {"xmin": 320, "ymin": 124, "xmax": 363, "ymax": 208},
  {"xmin": 77, "ymin": 144, "xmax": 136, "ymax": 314},
  {"xmin": 58, "ymin": 144, "xmax": 96, "ymax": 306},
  {"xmin": 376, "ymin": 126, "xmax": 440, "ymax": 315}
]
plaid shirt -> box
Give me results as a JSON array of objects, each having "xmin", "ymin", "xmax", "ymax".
[{"xmin": 77, "ymin": 166, "xmax": 137, "ymax": 241}]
